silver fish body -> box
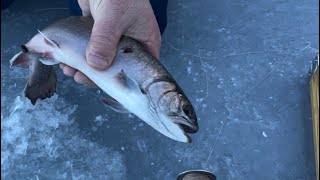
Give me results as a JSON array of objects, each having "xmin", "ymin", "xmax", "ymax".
[{"xmin": 10, "ymin": 16, "xmax": 198, "ymax": 143}]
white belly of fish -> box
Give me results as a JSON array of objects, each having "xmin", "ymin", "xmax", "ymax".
[{"xmin": 60, "ymin": 51, "xmax": 189, "ymax": 143}]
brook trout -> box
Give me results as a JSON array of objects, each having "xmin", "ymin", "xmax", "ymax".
[{"xmin": 9, "ymin": 16, "xmax": 198, "ymax": 143}]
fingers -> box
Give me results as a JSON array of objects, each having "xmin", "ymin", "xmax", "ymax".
[
  {"xmin": 86, "ymin": 19, "xmax": 122, "ymax": 70},
  {"xmin": 61, "ymin": 64, "xmax": 77, "ymax": 77},
  {"xmin": 78, "ymin": 0, "xmax": 91, "ymax": 16},
  {"xmin": 140, "ymin": 5, "xmax": 162, "ymax": 60},
  {"xmin": 60, "ymin": 63, "xmax": 97, "ymax": 88},
  {"xmin": 124, "ymin": 24, "xmax": 161, "ymax": 60},
  {"xmin": 141, "ymin": 25, "xmax": 161, "ymax": 60},
  {"xmin": 123, "ymin": 2, "xmax": 162, "ymax": 60},
  {"xmin": 74, "ymin": 71, "xmax": 98, "ymax": 88}
]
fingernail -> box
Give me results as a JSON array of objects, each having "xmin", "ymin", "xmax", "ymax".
[{"xmin": 88, "ymin": 54, "xmax": 110, "ymax": 69}]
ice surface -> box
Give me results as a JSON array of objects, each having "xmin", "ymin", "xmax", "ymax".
[
  {"xmin": 93, "ymin": 114, "xmax": 108, "ymax": 127},
  {"xmin": 1, "ymin": 95, "xmax": 126, "ymax": 179},
  {"xmin": 1, "ymin": 0, "xmax": 318, "ymax": 178}
]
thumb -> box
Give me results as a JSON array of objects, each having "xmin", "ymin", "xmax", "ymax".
[{"xmin": 86, "ymin": 20, "xmax": 122, "ymax": 70}]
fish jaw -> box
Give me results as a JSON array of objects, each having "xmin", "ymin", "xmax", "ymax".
[
  {"xmin": 156, "ymin": 113, "xmax": 191, "ymax": 143},
  {"xmin": 113, "ymin": 91, "xmax": 191, "ymax": 143},
  {"xmin": 116, "ymin": 94, "xmax": 191, "ymax": 143}
]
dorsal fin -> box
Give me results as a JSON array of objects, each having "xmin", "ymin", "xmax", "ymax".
[{"xmin": 37, "ymin": 29, "xmax": 59, "ymax": 48}]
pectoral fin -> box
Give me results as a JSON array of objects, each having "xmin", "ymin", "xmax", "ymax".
[
  {"xmin": 115, "ymin": 70, "xmax": 143, "ymax": 94},
  {"xmin": 100, "ymin": 97, "xmax": 130, "ymax": 113},
  {"xmin": 37, "ymin": 29, "xmax": 59, "ymax": 48}
]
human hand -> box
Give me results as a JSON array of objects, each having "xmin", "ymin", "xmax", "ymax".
[{"xmin": 60, "ymin": 0, "xmax": 161, "ymax": 87}]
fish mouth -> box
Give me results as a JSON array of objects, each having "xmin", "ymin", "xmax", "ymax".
[
  {"xmin": 155, "ymin": 114, "xmax": 198, "ymax": 143},
  {"xmin": 172, "ymin": 116, "xmax": 198, "ymax": 134}
]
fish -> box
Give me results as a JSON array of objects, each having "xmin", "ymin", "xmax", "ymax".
[{"xmin": 9, "ymin": 16, "xmax": 198, "ymax": 143}]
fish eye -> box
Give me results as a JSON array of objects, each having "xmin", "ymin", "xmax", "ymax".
[{"xmin": 183, "ymin": 105, "xmax": 194, "ymax": 117}]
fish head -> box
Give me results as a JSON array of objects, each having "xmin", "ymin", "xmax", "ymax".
[
  {"xmin": 160, "ymin": 91, "xmax": 198, "ymax": 132},
  {"xmin": 153, "ymin": 83, "xmax": 199, "ymax": 143}
]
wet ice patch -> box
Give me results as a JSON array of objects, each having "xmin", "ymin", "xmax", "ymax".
[
  {"xmin": 217, "ymin": 27, "xmax": 226, "ymax": 33},
  {"xmin": 217, "ymin": 77, "xmax": 224, "ymax": 89},
  {"xmin": 231, "ymin": 76, "xmax": 240, "ymax": 87},
  {"xmin": 127, "ymin": 113, "xmax": 135, "ymax": 119},
  {"xmin": 201, "ymin": 61, "xmax": 216, "ymax": 73},
  {"xmin": 136, "ymin": 139, "xmax": 147, "ymax": 152},
  {"xmin": 206, "ymin": 154, "xmax": 241, "ymax": 179},
  {"xmin": 1, "ymin": 96, "xmax": 126, "ymax": 179},
  {"xmin": 187, "ymin": 66, "xmax": 192, "ymax": 74},
  {"xmin": 94, "ymin": 114, "xmax": 108, "ymax": 126},
  {"xmin": 262, "ymin": 131, "xmax": 268, "ymax": 138},
  {"xmin": 186, "ymin": 60, "xmax": 193, "ymax": 74},
  {"xmin": 92, "ymin": 114, "xmax": 109, "ymax": 132}
]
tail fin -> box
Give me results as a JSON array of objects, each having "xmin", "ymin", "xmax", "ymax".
[
  {"xmin": 9, "ymin": 49, "xmax": 57, "ymax": 105},
  {"xmin": 24, "ymin": 60, "xmax": 57, "ymax": 105}
]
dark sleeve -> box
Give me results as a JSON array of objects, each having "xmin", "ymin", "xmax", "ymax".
[
  {"xmin": 1, "ymin": 0, "xmax": 14, "ymax": 9},
  {"xmin": 68, "ymin": 0, "xmax": 168, "ymax": 35},
  {"xmin": 149, "ymin": 0, "xmax": 168, "ymax": 35}
]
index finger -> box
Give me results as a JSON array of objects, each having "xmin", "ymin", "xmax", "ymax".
[{"xmin": 78, "ymin": 0, "xmax": 91, "ymax": 16}]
